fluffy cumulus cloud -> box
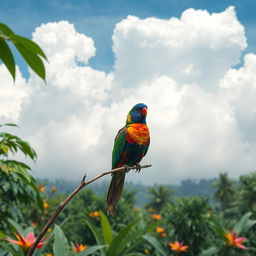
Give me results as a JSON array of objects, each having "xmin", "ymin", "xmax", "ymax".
[
  {"xmin": 1, "ymin": 7, "xmax": 256, "ymax": 184},
  {"xmin": 0, "ymin": 65, "xmax": 30, "ymax": 122},
  {"xmin": 112, "ymin": 6, "xmax": 246, "ymax": 89}
]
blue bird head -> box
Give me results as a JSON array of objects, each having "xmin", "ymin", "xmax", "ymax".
[{"xmin": 126, "ymin": 103, "xmax": 148, "ymax": 124}]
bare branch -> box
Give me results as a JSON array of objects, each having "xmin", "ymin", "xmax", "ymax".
[{"xmin": 27, "ymin": 164, "xmax": 152, "ymax": 256}]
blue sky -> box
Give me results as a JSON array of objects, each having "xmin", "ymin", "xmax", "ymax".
[
  {"xmin": 1, "ymin": 1, "xmax": 256, "ymax": 184},
  {"xmin": 1, "ymin": 0, "xmax": 256, "ymax": 73}
]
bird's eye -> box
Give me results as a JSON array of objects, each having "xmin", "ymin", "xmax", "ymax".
[{"xmin": 135, "ymin": 108, "xmax": 140, "ymax": 112}]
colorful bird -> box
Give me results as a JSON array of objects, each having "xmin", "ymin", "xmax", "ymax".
[{"xmin": 107, "ymin": 103, "xmax": 150, "ymax": 215}]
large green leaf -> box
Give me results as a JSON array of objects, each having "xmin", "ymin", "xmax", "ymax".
[
  {"xmin": 10, "ymin": 34, "xmax": 47, "ymax": 60},
  {"xmin": 78, "ymin": 245, "xmax": 107, "ymax": 256},
  {"xmin": 123, "ymin": 220, "xmax": 161, "ymax": 255},
  {"xmin": 126, "ymin": 253, "xmax": 145, "ymax": 256},
  {"xmin": 107, "ymin": 218, "xmax": 141, "ymax": 256},
  {"xmin": 53, "ymin": 224, "xmax": 70, "ymax": 256},
  {"xmin": 13, "ymin": 42, "xmax": 46, "ymax": 81},
  {"xmin": 84, "ymin": 216, "xmax": 106, "ymax": 256},
  {"xmin": 234, "ymin": 212, "xmax": 256, "ymax": 235},
  {"xmin": 100, "ymin": 211, "xmax": 113, "ymax": 245},
  {"xmin": 199, "ymin": 247, "xmax": 220, "ymax": 256},
  {"xmin": 0, "ymin": 23, "xmax": 14, "ymax": 36},
  {"xmin": 0, "ymin": 123, "xmax": 18, "ymax": 128},
  {"xmin": 0, "ymin": 38, "xmax": 15, "ymax": 80},
  {"xmin": 7, "ymin": 218, "xmax": 24, "ymax": 235},
  {"xmin": 143, "ymin": 234, "xmax": 166, "ymax": 256}
]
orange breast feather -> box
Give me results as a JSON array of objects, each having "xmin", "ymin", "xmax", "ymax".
[{"xmin": 127, "ymin": 123, "xmax": 150, "ymax": 145}]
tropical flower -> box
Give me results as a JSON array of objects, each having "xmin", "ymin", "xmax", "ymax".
[
  {"xmin": 151, "ymin": 214, "xmax": 162, "ymax": 220},
  {"xmin": 155, "ymin": 227, "xmax": 165, "ymax": 233},
  {"xmin": 225, "ymin": 230, "xmax": 247, "ymax": 250},
  {"xmin": 6, "ymin": 232, "xmax": 47, "ymax": 252},
  {"xmin": 168, "ymin": 241, "xmax": 189, "ymax": 252},
  {"xmin": 37, "ymin": 184, "xmax": 46, "ymax": 192},
  {"xmin": 161, "ymin": 232, "xmax": 167, "ymax": 237},
  {"xmin": 74, "ymin": 243, "xmax": 88, "ymax": 253},
  {"xmin": 51, "ymin": 186, "xmax": 58, "ymax": 192},
  {"xmin": 43, "ymin": 199, "xmax": 49, "ymax": 208},
  {"xmin": 88, "ymin": 211, "xmax": 101, "ymax": 217},
  {"xmin": 44, "ymin": 254, "xmax": 53, "ymax": 256}
]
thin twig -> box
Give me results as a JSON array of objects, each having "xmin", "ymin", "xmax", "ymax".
[{"xmin": 27, "ymin": 164, "xmax": 152, "ymax": 256}]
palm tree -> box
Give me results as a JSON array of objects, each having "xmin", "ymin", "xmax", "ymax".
[
  {"xmin": 147, "ymin": 185, "xmax": 175, "ymax": 211},
  {"xmin": 239, "ymin": 172, "xmax": 256, "ymax": 213},
  {"xmin": 213, "ymin": 172, "xmax": 236, "ymax": 210}
]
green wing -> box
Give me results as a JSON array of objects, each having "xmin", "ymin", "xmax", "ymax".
[
  {"xmin": 143, "ymin": 139, "xmax": 150, "ymax": 157},
  {"xmin": 112, "ymin": 127, "xmax": 127, "ymax": 169}
]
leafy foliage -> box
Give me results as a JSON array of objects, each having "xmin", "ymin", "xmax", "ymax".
[
  {"xmin": 0, "ymin": 124, "xmax": 42, "ymax": 229},
  {"xmin": 213, "ymin": 172, "xmax": 236, "ymax": 210},
  {"xmin": 0, "ymin": 23, "xmax": 47, "ymax": 81},
  {"xmin": 146, "ymin": 185, "xmax": 175, "ymax": 211}
]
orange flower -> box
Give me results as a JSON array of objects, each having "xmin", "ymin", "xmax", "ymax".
[
  {"xmin": 37, "ymin": 185, "xmax": 46, "ymax": 192},
  {"xmin": 74, "ymin": 243, "xmax": 88, "ymax": 253},
  {"xmin": 161, "ymin": 232, "xmax": 167, "ymax": 237},
  {"xmin": 31, "ymin": 222, "xmax": 38, "ymax": 227},
  {"xmin": 168, "ymin": 241, "xmax": 189, "ymax": 252},
  {"xmin": 155, "ymin": 227, "xmax": 165, "ymax": 233},
  {"xmin": 51, "ymin": 186, "xmax": 58, "ymax": 192},
  {"xmin": 144, "ymin": 248, "xmax": 150, "ymax": 254},
  {"xmin": 6, "ymin": 232, "xmax": 47, "ymax": 252},
  {"xmin": 43, "ymin": 199, "xmax": 49, "ymax": 208},
  {"xmin": 225, "ymin": 230, "xmax": 247, "ymax": 250},
  {"xmin": 151, "ymin": 214, "xmax": 162, "ymax": 220},
  {"xmin": 44, "ymin": 254, "xmax": 53, "ymax": 256},
  {"xmin": 88, "ymin": 211, "xmax": 101, "ymax": 217}
]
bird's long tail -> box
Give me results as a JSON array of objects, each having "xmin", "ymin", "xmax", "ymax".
[{"xmin": 106, "ymin": 173, "xmax": 125, "ymax": 216}]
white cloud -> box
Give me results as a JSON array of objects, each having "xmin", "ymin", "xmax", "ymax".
[
  {"xmin": 1, "ymin": 7, "xmax": 256, "ymax": 184},
  {"xmin": 112, "ymin": 6, "xmax": 246, "ymax": 90},
  {"xmin": 0, "ymin": 65, "xmax": 30, "ymax": 121}
]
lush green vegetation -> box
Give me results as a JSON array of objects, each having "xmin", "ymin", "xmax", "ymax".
[{"xmin": 1, "ymin": 125, "xmax": 256, "ymax": 256}]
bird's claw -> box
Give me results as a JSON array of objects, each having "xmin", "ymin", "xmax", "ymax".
[
  {"xmin": 135, "ymin": 163, "xmax": 141, "ymax": 173},
  {"xmin": 124, "ymin": 164, "xmax": 130, "ymax": 173}
]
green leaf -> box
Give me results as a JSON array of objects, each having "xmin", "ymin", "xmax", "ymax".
[
  {"xmin": 123, "ymin": 220, "xmax": 161, "ymax": 255},
  {"xmin": 7, "ymin": 219, "xmax": 24, "ymax": 235},
  {"xmin": 10, "ymin": 34, "xmax": 47, "ymax": 60},
  {"xmin": 143, "ymin": 234, "xmax": 166, "ymax": 256},
  {"xmin": 209, "ymin": 221, "xmax": 225, "ymax": 238},
  {"xmin": 126, "ymin": 253, "xmax": 145, "ymax": 256},
  {"xmin": 0, "ymin": 232, "xmax": 6, "ymax": 239},
  {"xmin": 0, "ymin": 23, "xmax": 14, "ymax": 36},
  {"xmin": 53, "ymin": 224, "xmax": 70, "ymax": 256},
  {"xmin": 0, "ymin": 123, "xmax": 18, "ymax": 128},
  {"xmin": 100, "ymin": 211, "xmax": 113, "ymax": 245},
  {"xmin": 199, "ymin": 247, "xmax": 220, "ymax": 256},
  {"xmin": 84, "ymin": 216, "xmax": 106, "ymax": 256},
  {"xmin": 107, "ymin": 218, "xmax": 141, "ymax": 256},
  {"xmin": 234, "ymin": 212, "xmax": 256, "ymax": 235},
  {"xmin": 78, "ymin": 245, "xmax": 106, "ymax": 256},
  {"xmin": 0, "ymin": 38, "xmax": 15, "ymax": 80},
  {"xmin": 13, "ymin": 42, "xmax": 46, "ymax": 81},
  {"xmin": 0, "ymin": 144, "xmax": 9, "ymax": 154}
]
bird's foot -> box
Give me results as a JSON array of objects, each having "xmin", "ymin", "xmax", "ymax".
[
  {"xmin": 135, "ymin": 163, "xmax": 141, "ymax": 173},
  {"xmin": 123, "ymin": 164, "xmax": 130, "ymax": 173}
]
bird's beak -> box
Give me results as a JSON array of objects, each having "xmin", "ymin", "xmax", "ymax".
[{"xmin": 142, "ymin": 107, "xmax": 147, "ymax": 116}]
